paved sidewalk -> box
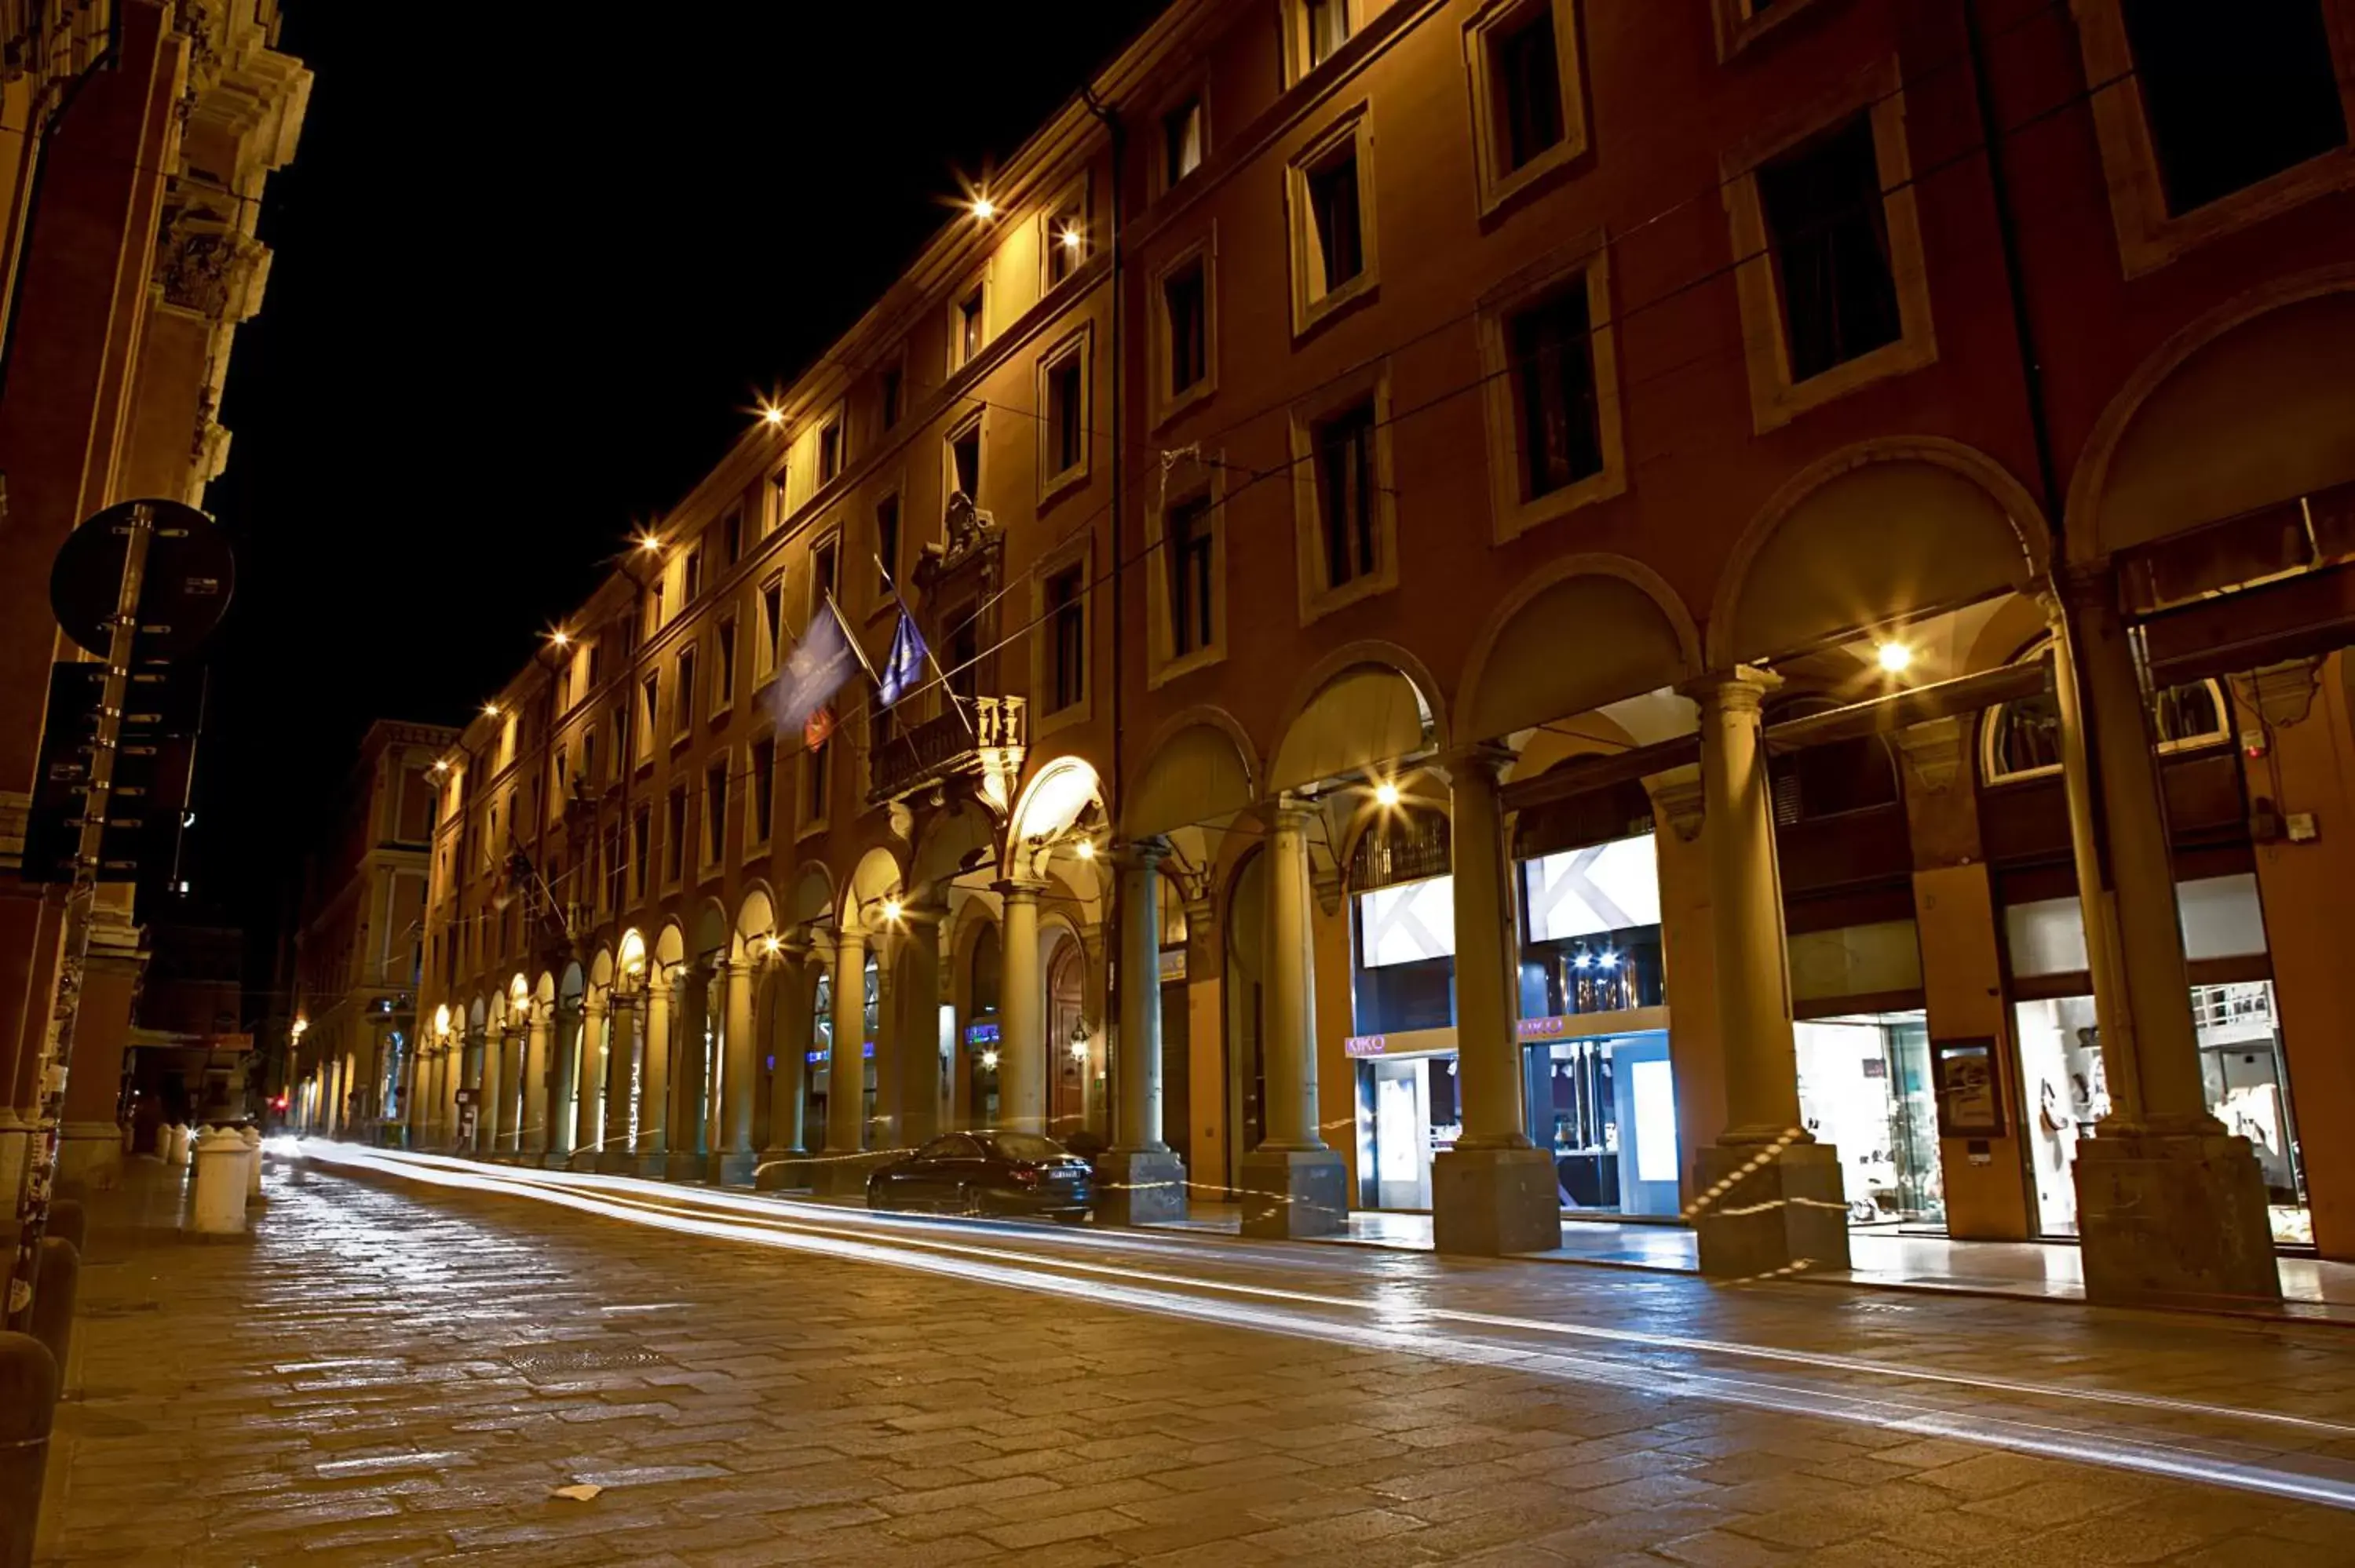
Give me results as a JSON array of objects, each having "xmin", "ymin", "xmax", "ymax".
[{"xmin": 33, "ymin": 1152, "xmax": 2355, "ymax": 1567}]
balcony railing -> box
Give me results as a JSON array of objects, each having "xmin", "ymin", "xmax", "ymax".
[{"xmin": 870, "ymin": 695, "xmax": 1025, "ymax": 804}]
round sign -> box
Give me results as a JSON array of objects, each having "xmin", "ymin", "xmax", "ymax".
[{"xmin": 49, "ymin": 498, "xmax": 236, "ymax": 662}]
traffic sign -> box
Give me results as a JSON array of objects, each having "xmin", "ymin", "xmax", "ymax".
[{"xmin": 49, "ymin": 497, "xmax": 232, "ymax": 662}]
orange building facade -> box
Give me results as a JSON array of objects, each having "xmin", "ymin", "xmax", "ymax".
[{"xmin": 391, "ymin": 0, "xmax": 2355, "ymax": 1304}]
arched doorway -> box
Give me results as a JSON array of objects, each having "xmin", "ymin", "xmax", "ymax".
[
  {"xmin": 1047, "ymin": 935, "xmax": 1086, "ymax": 1143},
  {"xmin": 967, "ymin": 923, "xmax": 1002, "ymax": 1128}
]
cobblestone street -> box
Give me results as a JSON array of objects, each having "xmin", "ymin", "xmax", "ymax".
[{"xmin": 33, "ymin": 1149, "xmax": 2355, "ymax": 1567}]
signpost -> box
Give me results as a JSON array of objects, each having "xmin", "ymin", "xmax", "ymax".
[{"xmin": 5, "ymin": 499, "xmax": 232, "ymax": 1331}]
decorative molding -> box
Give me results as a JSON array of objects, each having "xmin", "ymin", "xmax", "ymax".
[
  {"xmin": 1650, "ymin": 768, "xmax": 1705, "ymax": 843},
  {"xmin": 2248, "ymin": 658, "xmax": 2323, "ymax": 728},
  {"xmin": 1897, "ymin": 716, "xmax": 1967, "ymax": 795}
]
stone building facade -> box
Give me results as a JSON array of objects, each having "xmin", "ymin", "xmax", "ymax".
[{"xmin": 385, "ymin": 0, "xmax": 2355, "ymax": 1305}]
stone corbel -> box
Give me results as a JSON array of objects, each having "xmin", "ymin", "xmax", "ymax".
[
  {"xmin": 1649, "ymin": 765, "xmax": 1705, "ymax": 843},
  {"xmin": 2247, "ymin": 659, "xmax": 2320, "ymax": 728},
  {"xmin": 1896, "ymin": 715, "xmax": 1968, "ymax": 795}
]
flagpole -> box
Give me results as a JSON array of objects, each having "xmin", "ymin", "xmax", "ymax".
[{"xmin": 873, "ymin": 554, "xmax": 974, "ymax": 738}]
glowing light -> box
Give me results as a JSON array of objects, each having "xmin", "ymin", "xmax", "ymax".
[
  {"xmin": 637, "ymin": 534, "xmax": 663, "ymax": 554},
  {"xmin": 1059, "ymin": 225, "xmax": 1083, "ymax": 250},
  {"xmin": 1875, "ymin": 640, "xmax": 1914, "ymax": 673},
  {"xmin": 1572, "ymin": 952, "xmax": 1591, "ymax": 970},
  {"xmin": 548, "ymin": 629, "xmax": 570, "ymax": 648},
  {"xmin": 482, "ymin": 702, "xmax": 501, "ymax": 719},
  {"xmin": 290, "ymin": 1016, "xmax": 309, "ymax": 1037},
  {"xmin": 430, "ymin": 760, "xmax": 448, "ymax": 775},
  {"xmin": 881, "ymin": 898, "xmax": 904, "ymax": 924},
  {"xmin": 761, "ymin": 935, "xmax": 783, "ymax": 956},
  {"xmin": 760, "ymin": 403, "xmax": 786, "ymax": 428},
  {"xmin": 970, "ymin": 195, "xmax": 997, "ymax": 221},
  {"xmin": 1073, "ymin": 840, "xmax": 1095, "ymax": 862},
  {"xmin": 1070, "ymin": 1037, "xmax": 1090, "ymax": 1062},
  {"xmin": 1373, "ymin": 781, "xmax": 1402, "ymax": 808},
  {"xmin": 1597, "ymin": 951, "xmax": 1619, "ymax": 969},
  {"xmin": 980, "ymin": 1048, "xmax": 1000, "ymax": 1070}
]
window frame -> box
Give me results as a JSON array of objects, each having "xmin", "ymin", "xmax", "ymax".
[
  {"xmin": 1710, "ymin": 0, "xmax": 1836, "ymax": 61},
  {"xmin": 944, "ymin": 410, "xmax": 985, "ymax": 517},
  {"xmin": 702, "ymin": 754, "xmax": 730, "ymax": 873},
  {"xmin": 1159, "ymin": 86, "xmax": 1209, "ymax": 195},
  {"xmin": 874, "ymin": 490, "xmax": 904, "ymax": 599},
  {"xmin": 664, "ymin": 783, "xmax": 688, "ymax": 891},
  {"xmin": 755, "ymin": 574, "xmax": 785, "ymax": 686},
  {"xmin": 1462, "ymin": 0, "xmax": 1591, "ymax": 217},
  {"xmin": 637, "ymin": 673, "xmax": 659, "ymax": 764},
  {"xmin": 808, "ymin": 527, "xmax": 842, "ymax": 629},
  {"xmin": 747, "ymin": 731, "xmax": 777, "ymax": 851},
  {"xmin": 2072, "ymin": 0, "xmax": 2355, "ymax": 277},
  {"xmin": 799, "ymin": 734, "xmax": 832, "ymax": 838},
  {"xmin": 814, "ymin": 408, "xmax": 847, "ymax": 491},
  {"xmin": 1035, "ymin": 324, "xmax": 1094, "ymax": 506},
  {"xmin": 1029, "ymin": 535, "xmax": 1096, "ymax": 737},
  {"xmin": 1475, "ymin": 239, "xmax": 1627, "ymax": 543},
  {"xmin": 1039, "ymin": 173, "xmax": 1092, "ymax": 294},
  {"xmin": 1288, "ymin": 361, "xmax": 1400, "ymax": 625},
  {"xmin": 712, "ymin": 611, "xmax": 738, "ymax": 717},
  {"xmin": 1283, "ymin": 0, "xmax": 1369, "ymax": 85},
  {"xmin": 1286, "ymin": 106, "xmax": 1380, "ymax": 338},
  {"xmin": 948, "ymin": 270, "xmax": 991, "ymax": 374},
  {"xmin": 672, "ymin": 645, "xmax": 697, "ymax": 745},
  {"xmin": 1146, "ymin": 450, "xmax": 1228, "ymax": 686},
  {"xmin": 1150, "ymin": 229, "xmax": 1219, "ymax": 429},
  {"xmin": 1719, "ymin": 58, "xmax": 1937, "ymax": 433}
]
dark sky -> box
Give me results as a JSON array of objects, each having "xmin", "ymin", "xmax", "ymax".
[{"xmin": 197, "ymin": 1, "xmax": 1169, "ymax": 990}]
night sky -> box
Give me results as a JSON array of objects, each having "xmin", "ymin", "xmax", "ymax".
[{"xmin": 197, "ymin": 2, "xmax": 1168, "ymax": 992}]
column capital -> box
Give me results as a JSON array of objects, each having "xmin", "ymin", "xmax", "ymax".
[
  {"xmin": 2053, "ymin": 559, "xmax": 2123, "ymax": 612},
  {"xmin": 1271, "ymin": 791, "xmax": 1318, "ymax": 829},
  {"xmin": 1677, "ymin": 665, "xmax": 1783, "ymax": 715},
  {"xmin": 1438, "ymin": 741, "xmax": 1516, "ymax": 788},
  {"xmin": 1110, "ymin": 836, "xmax": 1168, "ymax": 870},
  {"xmin": 992, "ymin": 877, "xmax": 1046, "ymax": 904}
]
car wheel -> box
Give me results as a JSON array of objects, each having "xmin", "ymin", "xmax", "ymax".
[{"xmin": 958, "ymin": 1183, "xmax": 984, "ymax": 1218}]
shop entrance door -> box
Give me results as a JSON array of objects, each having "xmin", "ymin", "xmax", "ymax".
[{"xmin": 1794, "ymin": 1012, "xmax": 1943, "ymax": 1227}]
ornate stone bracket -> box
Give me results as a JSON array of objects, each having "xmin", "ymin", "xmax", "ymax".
[{"xmin": 1896, "ymin": 715, "xmax": 1968, "ymax": 795}]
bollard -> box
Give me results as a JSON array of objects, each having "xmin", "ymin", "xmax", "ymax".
[
  {"xmin": 189, "ymin": 1128, "xmax": 247, "ymax": 1237},
  {"xmin": 240, "ymin": 1126, "xmax": 264, "ymax": 1205},
  {"xmin": 27, "ymin": 1237, "xmax": 78, "ymax": 1380},
  {"xmin": 165, "ymin": 1124, "xmax": 191, "ymax": 1169},
  {"xmin": 46, "ymin": 1198, "xmax": 86, "ymax": 1256},
  {"xmin": 0, "ymin": 1332, "xmax": 60, "ymax": 1568}
]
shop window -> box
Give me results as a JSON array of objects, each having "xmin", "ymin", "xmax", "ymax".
[
  {"xmin": 1287, "ymin": 112, "xmax": 1378, "ymax": 334},
  {"xmin": 1517, "ymin": 831, "xmax": 1664, "ymax": 1019},
  {"xmin": 703, "ymin": 759, "xmax": 728, "ymax": 868},
  {"xmin": 1164, "ymin": 94, "xmax": 1204, "ymax": 187},
  {"xmin": 1353, "ymin": 875, "xmax": 1456, "ymax": 1035},
  {"xmin": 1794, "ymin": 1013, "xmax": 1942, "ymax": 1225},
  {"xmin": 2120, "ymin": 0, "xmax": 2346, "ymax": 217},
  {"xmin": 1756, "ymin": 115, "xmax": 1903, "ymax": 384}
]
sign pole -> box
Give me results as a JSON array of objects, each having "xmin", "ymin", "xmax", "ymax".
[{"xmin": 6, "ymin": 505, "xmax": 152, "ymax": 1329}]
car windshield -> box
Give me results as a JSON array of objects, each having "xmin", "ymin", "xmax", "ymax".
[{"xmin": 985, "ymin": 1133, "xmax": 1065, "ymax": 1164}]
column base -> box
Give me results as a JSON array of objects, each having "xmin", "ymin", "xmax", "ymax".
[
  {"xmin": 1093, "ymin": 1147, "xmax": 1189, "ymax": 1226},
  {"xmin": 55, "ymin": 1122, "xmax": 124, "ymax": 1192},
  {"xmin": 541, "ymin": 1149, "xmax": 575, "ymax": 1171},
  {"xmin": 2074, "ymin": 1129, "xmax": 2280, "ymax": 1307},
  {"xmin": 816, "ymin": 1152, "xmax": 885, "ymax": 1198},
  {"xmin": 707, "ymin": 1150, "xmax": 758, "ymax": 1187},
  {"xmin": 663, "ymin": 1152, "xmax": 706, "ymax": 1184},
  {"xmin": 571, "ymin": 1147, "xmax": 607, "ymax": 1173},
  {"xmin": 1239, "ymin": 1147, "xmax": 1346, "ymax": 1239},
  {"xmin": 631, "ymin": 1152, "xmax": 671, "ymax": 1180},
  {"xmin": 1692, "ymin": 1140, "xmax": 1852, "ymax": 1280},
  {"xmin": 754, "ymin": 1148, "xmax": 810, "ymax": 1191},
  {"xmin": 1432, "ymin": 1146, "xmax": 1562, "ymax": 1256}
]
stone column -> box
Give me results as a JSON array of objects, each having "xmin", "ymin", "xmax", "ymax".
[
  {"xmin": 597, "ymin": 994, "xmax": 637, "ymax": 1172},
  {"xmin": 570, "ymin": 992, "xmax": 606, "ymax": 1170},
  {"xmin": 820, "ymin": 923, "xmax": 868, "ymax": 1193},
  {"xmin": 894, "ymin": 911, "xmax": 944, "ymax": 1151},
  {"xmin": 2054, "ymin": 570, "xmax": 2279, "ymax": 1304},
  {"xmin": 1683, "ymin": 670, "xmax": 1850, "ymax": 1278},
  {"xmin": 545, "ymin": 994, "xmax": 579, "ymax": 1167},
  {"xmin": 470, "ymin": 1026, "xmax": 498, "ymax": 1157},
  {"xmin": 1079, "ymin": 924, "xmax": 1110, "ymax": 1141},
  {"xmin": 1241, "ymin": 797, "xmax": 1345, "ymax": 1237},
  {"xmin": 666, "ymin": 962, "xmax": 710, "ymax": 1183},
  {"xmin": 707, "ymin": 957, "xmax": 758, "ymax": 1185},
  {"xmin": 633, "ymin": 971, "xmax": 673, "ymax": 1178},
  {"xmin": 995, "ymin": 881, "xmax": 1046, "ymax": 1133},
  {"xmin": 56, "ymin": 932, "xmax": 141, "ymax": 1190},
  {"xmin": 522, "ymin": 1005, "xmax": 552, "ymax": 1160},
  {"xmin": 758, "ymin": 944, "xmax": 812, "ymax": 1188},
  {"xmin": 1433, "ymin": 748, "xmax": 1561, "ymax": 1255},
  {"xmin": 0, "ymin": 885, "xmax": 64, "ymax": 1214},
  {"xmin": 1099, "ymin": 842, "xmax": 1188, "ymax": 1223}
]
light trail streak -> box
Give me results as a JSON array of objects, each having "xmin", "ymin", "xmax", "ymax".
[{"xmin": 299, "ymin": 1143, "xmax": 2355, "ymax": 1511}]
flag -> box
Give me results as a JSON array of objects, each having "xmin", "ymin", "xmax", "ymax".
[
  {"xmin": 878, "ymin": 610, "xmax": 929, "ymax": 709},
  {"xmin": 771, "ymin": 598, "xmax": 859, "ymax": 738},
  {"xmin": 804, "ymin": 705, "xmax": 835, "ymax": 750}
]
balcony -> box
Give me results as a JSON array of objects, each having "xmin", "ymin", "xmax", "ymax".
[{"xmin": 870, "ymin": 695, "xmax": 1026, "ymax": 805}]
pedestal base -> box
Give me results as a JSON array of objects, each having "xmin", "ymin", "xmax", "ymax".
[
  {"xmin": 541, "ymin": 1149, "xmax": 575, "ymax": 1170},
  {"xmin": 1433, "ymin": 1145, "xmax": 1562, "ymax": 1256},
  {"xmin": 1692, "ymin": 1140, "xmax": 1851, "ymax": 1280},
  {"xmin": 632, "ymin": 1152, "xmax": 671, "ymax": 1180},
  {"xmin": 816, "ymin": 1153, "xmax": 884, "ymax": 1198},
  {"xmin": 1239, "ymin": 1147, "xmax": 1346, "ymax": 1238},
  {"xmin": 663, "ymin": 1152, "xmax": 706, "ymax": 1184},
  {"xmin": 54, "ymin": 1122, "xmax": 123, "ymax": 1193},
  {"xmin": 2074, "ymin": 1130, "xmax": 2280, "ymax": 1307},
  {"xmin": 754, "ymin": 1149, "xmax": 810, "ymax": 1191},
  {"xmin": 570, "ymin": 1147, "xmax": 604, "ymax": 1172},
  {"xmin": 1093, "ymin": 1147, "xmax": 1189, "ymax": 1226},
  {"xmin": 707, "ymin": 1150, "xmax": 757, "ymax": 1187}
]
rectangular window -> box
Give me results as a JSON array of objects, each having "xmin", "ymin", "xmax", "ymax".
[
  {"xmin": 950, "ymin": 421, "xmax": 982, "ymax": 505},
  {"xmin": 1314, "ymin": 402, "xmax": 1378, "ymax": 590},
  {"xmin": 588, "ymin": 640, "xmax": 602, "ymax": 687},
  {"xmin": 947, "ymin": 612, "xmax": 980, "ymax": 708},
  {"xmin": 1756, "ymin": 114, "xmax": 1903, "ymax": 383},
  {"xmin": 1308, "ymin": 153, "xmax": 1365, "ymax": 294},
  {"xmin": 723, "ymin": 507, "xmax": 743, "ymax": 566},
  {"xmin": 1046, "ymin": 353, "xmax": 1085, "ymax": 477},
  {"xmin": 881, "ymin": 364, "xmax": 904, "ymax": 429},
  {"xmin": 805, "ymin": 738, "xmax": 830, "ymax": 823},
  {"xmin": 684, "ymin": 545, "xmax": 703, "ymax": 603},
  {"xmin": 674, "ymin": 648, "xmax": 696, "ymax": 736},
  {"xmin": 714, "ymin": 614, "xmax": 737, "ymax": 709},
  {"xmin": 817, "ymin": 418, "xmax": 843, "ymax": 486},
  {"xmin": 812, "ymin": 539, "xmax": 838, "ymax": 612},
  {"xmin": 647, "ymin": 578, "xmax": 666, "ymax": 636},
  {"xmin": 1166, "ymin": 261, "xmax": 1208, "ymax": 397},
  {"xmin": 2121, "ymin": 0, "xmax": 2346, "ymax": 217},
  {"xmin": 632, "ymin": 808, "xmax": 652, "ymax": 899},
  {"xmin": 704, "ymin": 760, "xmax": 728, "ymax": 866},
  {"xmin": 1047, "ymin": 200, "xmax": 1086, "ymax": 286},
  {"xmin": 750, "ymin": 736, "xmax": 776, "ymax": 844},
  {"xmin": 1046, "ymin": 566, "xmax": 1086, "ymax": 712},
  {"xmin": 758, "ymin": 578, "xmax": 783, "ymax": 679},
  {"xmin": 666, "ymin": 786, "xmax": 688, "ymax": 884},
  {"xmin": 552, "ymin": 747, "xmax": 568, "ymax": 818},
  {"xmin": 1306, "ymin": 0, "xmax": 1351, "ymax": 67},
  {"xmin": 875, "ymin": 495, "xmax": 901, "ymax": 595},
  {"xmin": 1507, "ymin": 280, "xmax": 1604, "ymax": 501},
  {"xmin": 1165, "ymin": 97, "xmax": 1204, "ymax": 185},
  {"xmin": 957, "ymin": 287, "xmax": 984, "ymax": 366},
  {"xmin": 638, "ymin": 674, "xmax": 659, "ymax": 757},
  {"xmin": 1494, "ymin": 4, "xmax": 1565, "ymax": 173},
  {"xmin": 581, "ymin": 730, "xmax": 597, "ymax": 793},
  {"xmin": 1168, "ymin": 495, "xmax": 1214, "ymax": 658}
]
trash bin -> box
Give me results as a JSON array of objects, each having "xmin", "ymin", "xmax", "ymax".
[{"xmin": 190, "ymin": 1128, "xmax": 248, "ymax": 1236}]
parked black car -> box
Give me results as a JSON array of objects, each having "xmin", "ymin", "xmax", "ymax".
[{"xmin": 864, "ymin": 1131, "xmax": 1094, "ymax": 1220}]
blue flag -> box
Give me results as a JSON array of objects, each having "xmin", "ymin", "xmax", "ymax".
[
  {"xmin": 770, "ymin": 599, "xmax": 860, "ymax": 737},
  {"xmin": 878, "ymin": 611, "xmax": 929, "ymax": 709}
]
